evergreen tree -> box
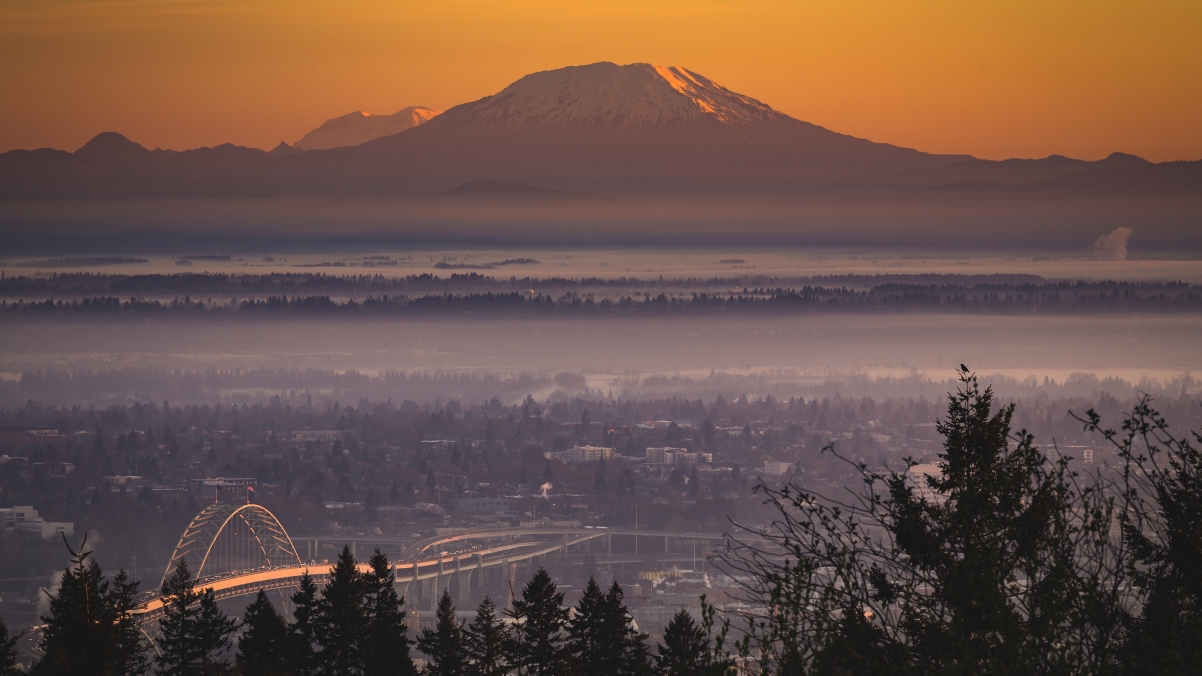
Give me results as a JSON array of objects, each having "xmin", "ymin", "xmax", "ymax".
[
  {"xmin": 505, "ymin": 569, "xmax": 570, "ymax": 676},
  {"xmin": 287, "ymin": 573, "xmax": 320, "ymax": 676},
  {"xmin": 568, "ymin": 578, "xmax": 650, "ymax": 676},
  {"xmin": 156, "ymin": 560, "xmax": 201, "ymax": 676},
  {"xmin": 1081, "ymin": 398, "xmax": 1202, "ymax": 674},
  {"xmin": 463, "ymin": 597, "xmax": 509, "ymax": 676},
  {"xmin": 34, "ymin": 534, "xmax": 148, "ymax": 676},
  {"xmin": 237, "ymin": 591, "xmax": 290, "ymax": 676},
  {"xmin": 195, "ymin": 590, "xmax": 238, "ymax": 675},
  {"xmin": 415, "ymin": 590, "xmax": 464, "ymax": 676},
  {"xmin": 880, "ymin": 369, "xmax": 1087, "ymax": 674},
  {"xmin": 725, "ymin": 368, "xmax": 1122, "ymax": 675},
  {"xmin": 362, "ymin": 549, "xmax": 417, "ymax": 676},
  {"xmin": 655, "ymin": 610, "xmax": 708, "ymax": 676},
  {"xmin": 34, "ymin": 539, "xmax": 109, "ymax": 676},
  {"xmin": 156, "ymin": 559, "xmax": 237, "ymax": 676},
  {"xmin": 567, "ymin": 578, "xmax": 610, "ymax": 676},
  {"xmin": 109, "ymin": 570, "xmax": 152, "ymax": 676},
  {"xmin": 0, "ymin": 618, "xmax": 21, "ymax": 676},
  {"xmin": 606, "ymin": 582, "xmax": 651, "ymax": 676},
  {"xmin": 314, "ymin": 546, "xmax": 367, "ymax": 676}
]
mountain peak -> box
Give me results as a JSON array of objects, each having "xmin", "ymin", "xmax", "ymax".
[
  {"xmin": 295, "ymin": 106, "xmax": 439, "ymax": 150},
  {"xmin": 268, "ymin": 141, "xmax": 303, "ymax": 157},
  {"xmin": 441, "ymin": 62, "xmax": 789, "ymax": 130},
  {"xmin": 74, "ymin": 132, "xmax": 149, "ymax": 159},
  {"xmin": 1100, "ymin": 151, "xmax": 1150, "ymax": 167}
]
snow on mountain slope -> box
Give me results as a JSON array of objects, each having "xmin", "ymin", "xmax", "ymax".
[
  {"xmin": 438, "ymin": 62, "xmax": 789, "ymax": 130},
  {"xmin": 295, "ymin": 106, "xmax": 439, "ymax": 150},
  {"xmin": 336, "ymin": 62, "xmax": 963, "ymax": 189}
]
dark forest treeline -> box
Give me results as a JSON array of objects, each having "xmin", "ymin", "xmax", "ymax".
[
  {"xmin": 5, "ymin": 285, "xmax": 1202, "ymax": 317},
  {"xmin": 2, "ymin": 271, "xmax": 1200, "ymax": 316},
  {"xmin": 5, "ymin": 381, "xmax": 1199, "ymax": 447},
  {"xmin": 0, "ymin": 271, "xmax": 1048, "ymax": 298}
]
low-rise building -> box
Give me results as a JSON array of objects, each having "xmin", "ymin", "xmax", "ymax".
[
  {"xmin": 906, "ymin": 463, "xmax": 945, "ymax": 504},
  {"xmin": 571, "ymin": 445, "xmax": 614, "ymax": 462},
  {"xmin": 0, "ymin": 505, "xmax": 74, "ymax": 539},
  {"xmin": 545, "ymin": 445, "xmax": 615, "ymax": 463},
  {"xmin": 0, "ymin": 427, "xmax": 60, "ymax": 438},
  {"xmin": 647, "ymin": 448, "xmax": 712, "ymax": 465},
  {"xmin": 646, "ymin": 447, "xmax": 686, "ymax": 464},
  {"xmin": 454, "ymin": 497, "xmax": 511, "ymax": 513},
  {"xmin": 291, "ymin": 429, "xmax": 351, "ymax": 442},
  {"xmin": 187, "ymin": 477, "xmax": 257, "ymax": 503},
  {"xmin": 761, "ymin": 461, "xmax": 795, "ymax": 476}
]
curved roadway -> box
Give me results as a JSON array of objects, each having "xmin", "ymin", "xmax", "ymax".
[{"xmin": 133, "ymin": 528, "xmax": 709, "ymax": 619}]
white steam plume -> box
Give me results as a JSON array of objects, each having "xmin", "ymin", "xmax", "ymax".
[
  {"xmin": 1089, "ymin": 227, "xmax": 1133, "ymax": 261},
  {"xmin": 38, "ymin": 569, "xmax": 65, "ymax": 617},
  {"xmin": 539, "ymin": 482, "xmax": 552, "ymax": 499}
]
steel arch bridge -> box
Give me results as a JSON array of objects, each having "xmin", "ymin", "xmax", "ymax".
[{"xmin": 162, "ymin": 503, "xmax": 302, "ymax": 586}]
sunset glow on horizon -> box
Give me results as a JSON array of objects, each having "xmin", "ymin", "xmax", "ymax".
[{"xmin": 2, "ymin": 0, "xmax": 1199, "ymax": 161}]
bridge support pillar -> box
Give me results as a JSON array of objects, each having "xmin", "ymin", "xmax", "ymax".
[
  {"xmin": 458, "ymin": 568, "xmax": 473, "ymax": 609},
  {"xmin": 433, "ymin": 562, "xmax": 444, "ymax": 609},
  {"xmin": 401, "ymin": 578, "xmax": 411, "ymax": 609},
  {"xmin": 504, "ymin": 560, "xmax": 515, "ymax": 612},
  {"xmin": 425, "ymin": 576, "xmax": 437, "ymax": 610}
]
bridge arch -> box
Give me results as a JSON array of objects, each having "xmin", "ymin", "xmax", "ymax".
[{"xmin": 162, "ymin": 503, "xmax": 301, "ymax": 586}]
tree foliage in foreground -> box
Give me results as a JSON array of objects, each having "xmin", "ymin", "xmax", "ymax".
[
  {"xmin": 1080, "ymin": 398, "xmax": 1202, "ymax": 675},
  {"xmin": 362, "ymin": 548, "xmax": 418, "ymax": 676},
  {"xmin": 720, "ymin": 367, "xmax": 1202, "ymax": 675},
  {"xmin": 0, "ymin": 617, "xmax": 22, "ymax": 676},
  {"xmin": 286, "ymin": 572, "xmax": 320, "ymax": 676},
  {"xmin": 32, "ymin": 533, "xmax": 148, "ymax": 676},
  {"xmin": 503, "ymin": 569, "xmax": 570, "ymax": 676},
  {"xmin": 416, "ymin": 590, "xmax": 464, "ymax": 676},
  {"xmin": 656, "ymin": 607, "xmax": 730, "ymax": 676},
  {"xmin": 237, "ymin": 591, "xmax": 290, "ymax": 676},
  {"xmin": 568, "ymin": 578, "xmax": 651, "ymax": 676},
  {"xmin": 463, "ymin": 596, "xmax": 509, "ymax": 676},
  {"xmin": 156, "ymin": 558, "xmax": 238, "ymax": 676}
]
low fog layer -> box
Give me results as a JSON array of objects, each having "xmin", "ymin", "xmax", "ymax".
[
  {"xmin": 3, "ymin": 190, "xmax": 1201, "ymax": 254},
  {"xmin": 2, "ymin": 313, "xmax": 1199, "ymax": 407}
]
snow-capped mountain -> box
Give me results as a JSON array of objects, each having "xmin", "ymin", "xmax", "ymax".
[
  {"xmin": 436, "ymin": 63, "xmax": 788, "ymax": 130},
  {"xmin": 11, "ymin": 61, "xmax": 1185, "ymax": 202},
  {"xmin": 1, "ymin": 61, "xmax": 1193, "ymax": 247},
  {"xmin": 340, "ymin": 62, "xmax": 959, "ymax": 189},
  {"xmin": 295, "ymin": 106, "xmax": 438, "ymax": 150}
]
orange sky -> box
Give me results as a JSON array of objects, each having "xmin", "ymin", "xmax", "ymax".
[{"xmin": 1, "ymin": 0, "xmax": 1199, "ymax": 161}]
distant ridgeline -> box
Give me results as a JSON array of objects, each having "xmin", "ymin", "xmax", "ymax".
[{"xmin": 0, "ymin": 272, "xmax": 1199, "ymax": 316}]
